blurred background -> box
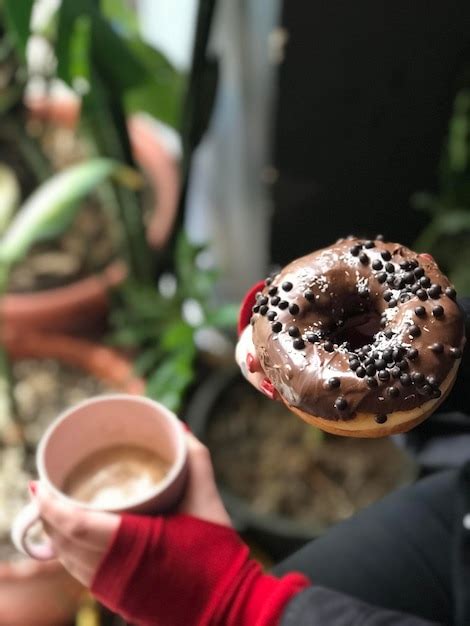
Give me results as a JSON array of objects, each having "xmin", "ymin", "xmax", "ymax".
[{"xmin": 1, "ymin": 1, "xmax": 470, "ymax": 624}]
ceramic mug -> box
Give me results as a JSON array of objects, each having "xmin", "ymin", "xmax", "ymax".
[{"xmin": 11, "ymin": 394, "xmax": 188, "ymax": 560}]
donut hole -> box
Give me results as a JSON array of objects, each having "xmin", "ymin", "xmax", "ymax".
[{"xmin": 333, "ymin": 311, "xmax": 382, "ymax": 349}]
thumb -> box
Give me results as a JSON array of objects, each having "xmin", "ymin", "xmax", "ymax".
[{"xmin": 178, "ymin": 432, "xmax": 232, "ymax": 527}]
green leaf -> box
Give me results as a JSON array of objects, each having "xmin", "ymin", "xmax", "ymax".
[
  {"xmin": 175, "ymin": 232, "xmax": 207, "ymax": 292},
  {"xmin": 124, "ymin": 38, "xmax": 184, "ymax": 128},
  {"xmin": 0, "ymin": 158, "xmax": 126, "ymax": 264},
  {"xmin": 117, "ymin": 280, "xmax": 172, "ymax": 319},
  {"xmin": 56, "ymin": 0, "xmax": 145, "ymax": 90},
  {"xmin": 3, "ymin": 0, "xmax": 34, "ymax": 62},
  {"xmin": 204, "ymin": 304, "xmax": 239, "ymax": 329},
  {"xmin": 55, "ymin": 0, "xmax": 183, "ymax": 128},
  {"xmin": 68, "ymin": 14, "xmax": 92, "ymax": 90},
  {"xmin": 79, "ymin": 63, "xmax": 154, "ymax": 282},
  {"xmin": 433, "ymin": 209, "xmax": 470, "ymax": 235},
  {"xmin": 101, "ymin": 0, "xmax": 140, "ymax": 37},
  {"xmin": 107, "ymin": 324, "xmax": 155, "ymax": 347},
  {"xmin": 101, "ymin": 4, "xmax": 184, "ymax": 127},
  {"xmin": 0, "ymin": 163, "xmax": 19, "ymax": 235},
  {"xmin": 133, "ymin": 349, "xmax": 162, "ymax": 377},
  {"xmin": 160, "ymin": 321, "xmax": 194, "ymax": 351},
  {"xmin": 125, "ymin": 82, "xmax": 183, "ymax": 130},
  {"xmin": 146, "ymin": 347, "xmax": 196, "ymax": 412},
  {"xmin": 413, "ymin": 209, "xmax": 470, "ymax": 252}
]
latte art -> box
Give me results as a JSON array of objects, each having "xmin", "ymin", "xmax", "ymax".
[{"xmin": 62, "ymin": 444, "xmax": 170, "ymax": 508}]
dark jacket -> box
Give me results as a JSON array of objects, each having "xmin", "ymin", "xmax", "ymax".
[{"xmin": 281, "ymin": 586, "xmax": 440, "ymax": 626}]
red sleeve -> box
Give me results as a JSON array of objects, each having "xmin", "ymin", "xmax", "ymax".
[{"xmin": 91, "ymin": 513, "xmax": 310, "ymax": 626}]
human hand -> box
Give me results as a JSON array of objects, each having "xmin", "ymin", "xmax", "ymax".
[
  {"xmin": 34, "ymin": 431, "xmax": 231, "ymax": 588},
  {"xmin": 235, "ymin": 324, "xmax": 279, "ymax": 400}
]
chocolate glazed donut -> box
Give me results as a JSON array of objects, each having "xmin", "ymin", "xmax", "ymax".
[{"xmin": 250, "ymin": 236, "xmax": 466, "ymax": 437}]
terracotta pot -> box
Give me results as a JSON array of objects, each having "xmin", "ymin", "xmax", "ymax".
[
  {"xmin": 0, "ymin": 332, "xmax": 144, "ymax": 625},
  {"xmin": 1, "ymin": 261, "xmax": 127, "ymax": 336},
  {"xmin": 0, "ymin": 559, "xmax": 84, "ymax": 626},
  {"xmin": 2, "ymin": 95, "xmax": 180, "ymax": 335}
]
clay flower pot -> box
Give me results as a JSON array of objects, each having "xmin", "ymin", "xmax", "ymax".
[
  {"xmin": 0, "ymin": 331, "xmax": 144, "ymax": 625},
  {"xmin": 1, "ymin": 95, "xmax": 180, "ymax": 335},
  {"xmin": 1, "ymin": 261, "xmax": 127, "ymax": 336}
]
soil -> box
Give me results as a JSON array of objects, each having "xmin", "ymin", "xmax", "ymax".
[
  {"xmin": 6, "ymin": 122, "xmax": 120, "ymax": 293},
  {"xmin": 8, "ymin": 200, "xmax": 119, "ymax": 293},
  {"xmin": 207, "ymin": 379, "xmax": 417, "ymax": 530},
  {"xmin": 0, "ymin": 359, "xmax": 111, "ymax": 561}
]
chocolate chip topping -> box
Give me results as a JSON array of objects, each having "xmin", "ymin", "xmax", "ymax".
[
  {"xmin": 327, "ymin": 377, "xmax": 341, "ymax": 389},
  {"xmin": 251, "ymin": 236, "xmax": 465, "ymax": 421}
]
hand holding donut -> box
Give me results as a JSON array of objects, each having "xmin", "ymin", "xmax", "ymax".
[{"xmin": 236, "ymin": 236, "xmax": 466, "ymax": 438}]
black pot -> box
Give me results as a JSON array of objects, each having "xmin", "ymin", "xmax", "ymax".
[
  {"xmin": 185, "ymin": 367, "xmax": 419, "ymax": 562},
  {"xmin": 184, "ymin": 367, "xmax": 322, "ymax": 560}
]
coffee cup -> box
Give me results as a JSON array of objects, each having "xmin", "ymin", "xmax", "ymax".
[{"xmin": 11, "ymin": 394, "xmax": 188, "ymax": 561}]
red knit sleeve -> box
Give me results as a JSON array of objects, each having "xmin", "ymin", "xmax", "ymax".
[{"xmin": 91, "ymin": 513, "xmax": 310, "ymax": 626}]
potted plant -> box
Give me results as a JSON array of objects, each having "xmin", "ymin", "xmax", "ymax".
[
  {"xmin": 108, "ymin": 230, "xmax": 239, "ymax": 414},
  {"xmin": 412, "ymin": 88, "xmax": 470, "ymax": 293},
  {"xmin": 1, "ymin": 0, "xmax": 183, "ymax": 334},
  {"xmin": 0, "ymin": 329, "xmax": 143, "ymax": 626},
  {"xmin": 0, "ymin": 111, "xmax": 179, "ymax": 335},
  {"xmin": 0, "ymin": 159, "xmax": 144, "ymax": 625},
  {"xmin": 186, "ymin": 369, "xmax": 418, "ymax": 561}
]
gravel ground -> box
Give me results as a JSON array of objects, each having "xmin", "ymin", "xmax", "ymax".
[
  {"xmin": 0, "ymin": 359, "xmax": 111, "ymax": 561},
  {"xmin": 207, "ymin": 380, "xmax": 417, "ymax": 529}
]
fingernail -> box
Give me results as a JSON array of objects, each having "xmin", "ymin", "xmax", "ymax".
[
  {"xmin": 260, "ymin": 378, "xmax": 276, "ymax": 399},
  {"xmin": 246, "ymin": 353, "xmax": 257, "ymax": 373},
  {"xmin": 419, "ymin": 253, "xmax": 434, "ymax": 263},
  {"xmin": 182, "ymin": 421, "xmax": 191, "ymax": 432},
  {"xmin": 28, "ymin": 481, "xmax": 37, "ymax": 497}
]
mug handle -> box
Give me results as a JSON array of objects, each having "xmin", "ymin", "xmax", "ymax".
[{"xmin": 11, "ymin": 501, "xmax": 57, "ymax": 561}]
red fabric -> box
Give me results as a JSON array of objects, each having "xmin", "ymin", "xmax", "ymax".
[
  {"xmin": 91, "ymin": 513, "xmax": 310, "ymax": 626},
  {"xmin": 237, "ymin": 280, "xmax": 265, "ymax": 335}
]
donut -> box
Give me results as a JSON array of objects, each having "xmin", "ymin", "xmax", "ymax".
[{"xmin": 247, "ymin": 236, "xmax": 466, "ymax": 438}]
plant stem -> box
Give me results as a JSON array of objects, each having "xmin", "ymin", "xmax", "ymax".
[
  {"xmin": 5, "ymin": 113, "xmax": 51, "ymax": 182},
  {"xmin": 82, "ymin": 68, "xmax": 154, "ymax": 283}
]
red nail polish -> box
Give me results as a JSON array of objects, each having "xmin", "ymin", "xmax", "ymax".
[
  {"xmin": 28, "ymin": 481, "xmax": 37, "ymax": 497},
  {"xmin": 260, "ymin": 378, "xmax": 275, "ymax": 399},
  {"xmin": 247, "ymin": 353, "xmax": 256, "ymax": 373}
]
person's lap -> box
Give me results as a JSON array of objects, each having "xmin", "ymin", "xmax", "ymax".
[{"xmin": 273, "ymin": 470, "xmax": 458, "ymax": 624}]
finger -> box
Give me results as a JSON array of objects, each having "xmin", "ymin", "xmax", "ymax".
[
  {"xmin": 179, "ymin": 433, "xmax": 231, "ymax": 526},
  {"xmin": 55, "ymin": 544, "xmax": 99, "ymax": 587},
  {"xmin": 185, "ymin": 432, "xmax": 217, "ymax": 484},
  {"xmin": 41, "ymin": 520, "xmax": 104, "ymax": 587},
  {"xmin": 246, "ymin": 352, "xmax": 261, "ymax": 373},
  {"xmin": 59, "ymin": 552, "xmax": 96, "ymax": 587},
  {"xmin": 36, "ymin": 483, "xmax": 120, "ymax": 551},
  {"xmin": 42, "ymin": 520, "xmax": 104, "ymax": 557}
]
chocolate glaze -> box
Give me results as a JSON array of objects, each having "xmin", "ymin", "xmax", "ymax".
[{"xmin": 252, "ymin": 237, "xmax": 466, "ymax": 421}]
